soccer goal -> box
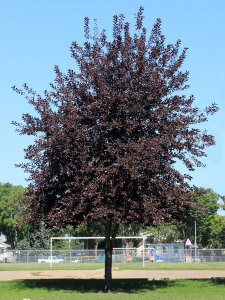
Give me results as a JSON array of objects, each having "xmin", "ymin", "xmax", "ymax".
[{"xmin": 50, "ymin": 235, "xmax": 149, "ymax": 268}]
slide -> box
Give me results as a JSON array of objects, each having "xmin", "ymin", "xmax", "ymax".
[{"xmin": 155, "ymin": 254, "xmax": 171, "ymax": 263}]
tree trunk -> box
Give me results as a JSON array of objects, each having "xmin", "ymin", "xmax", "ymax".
[
  {"xmin": 104, "ymin": 222, "xmax": 119, "ymax": 292},
  {"xmin": 104, "ymin": 221, "xmax": 113, "ymax": 292}
]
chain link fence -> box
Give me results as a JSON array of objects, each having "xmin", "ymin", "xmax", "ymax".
[{"xmin": 1, "ymin": 248, "xmax": 225, "ymax": 264}]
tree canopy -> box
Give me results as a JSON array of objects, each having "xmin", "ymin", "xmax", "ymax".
[
  {"xmin": 0, "ymin": 183, "xmax": 26, "ymax": 248},
  {"xmin": 179, "ymin": 187, "xmax": 222, "ymax": 247},
  {"xmin": 13, "ymin": 7, "xmax": 218, "ymax": 291}
]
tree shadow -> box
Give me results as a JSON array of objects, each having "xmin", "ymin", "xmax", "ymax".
[
  {"xmin": 19, "ymin": 278, "xmax": 174, "ymax": 293},
  {"xmin": 183, "ymin": 278, "xmax": 225, "ymax": 286},
  {"xmin": 172, "ymin": 278, "xmax": 225, "ymax": 289},
  {"xmin": 210, "ymin": 278, "xmax": 225, "ymax": 285}
]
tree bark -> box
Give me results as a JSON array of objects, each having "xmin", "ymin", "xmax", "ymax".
[
  {"xmin": 104, "ymin": 222, "xmax": 119, "ymax": 292},
  {"xmin": 104, "ymin": 221, "xmax": 113, "ymax": 292}
]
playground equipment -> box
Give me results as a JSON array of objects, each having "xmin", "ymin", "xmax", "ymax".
[{"xmin": 50, "ymin": 235, "xmax": 149, "ymax": 268}]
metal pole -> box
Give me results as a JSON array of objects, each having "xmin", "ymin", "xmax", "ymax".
[
  {"xmin": 69, "ymin": 238, "xmax": 71, "ymax": 263},
  {"xmin": 142, "ymin": 237, "xmax": 146, "ymax": 268},
  {"xmin": 50, "ymin": 238, "xmax": 53, "ymax": 268},
  {"xmin": 194, "ymin": 221, "xmax": 197, "ymax": 263}
]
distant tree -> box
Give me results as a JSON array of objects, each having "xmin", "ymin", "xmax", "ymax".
[
  {"xmin": 0, "ymin": 183, "xmax": 26, "ymax": 248},
  {"xmin": 146, "ymin": 222, "xmax": 181, "ymax": 243},
  {"xmin": 76, "ymin": 222, "xmax": 143, "ymax": 249},
  {"xmin": 28, "ymin": 222, "xmax": 52, "ymax": 249},
  {"xmin": 13, "ymin": 7, "xmax": 217, "ymax": 291},
  {"xmin": 207, "ymin": 214, "xmax": 225, "ymax": 248},
  {"xmin": 179, "ymin": 187, "xmax": 221, "ymax": 246},
  {"xmin": 17, "ymin": 221, "xmax": 52, "ymax": 250},
  {"xmin": 56, "ymin": 224, "xmax": 85, "ymax": 249}
]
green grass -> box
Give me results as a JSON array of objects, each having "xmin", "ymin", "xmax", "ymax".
[
  {"xmin": 0, "ymin": 261, "xmax": 225, "ymax": 271},
  {"xmin": 118, "ymin": 262, "xmax": 225, "ymax": 270},
  {"xmin": 1, "ymin": 278, "xmax": 225, "ymax": 299},
  {"xmin": 0, "ymin": 262, "xmax": 104, "ymax": 271},
  {"xmin": 1, "ymin": 263, "xmax": 225, "ymax": 299}
]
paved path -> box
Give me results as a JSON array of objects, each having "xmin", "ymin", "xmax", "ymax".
[{"xmin": 0, "ymin": 269, "xmax": 225, "ymax": 281}]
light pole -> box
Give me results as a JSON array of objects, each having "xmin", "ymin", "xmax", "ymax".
[{"xmin": 194, "ymin": 221, "xmax": 197, "ymax": 262}]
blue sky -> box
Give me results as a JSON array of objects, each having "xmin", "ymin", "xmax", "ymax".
[{"xmin": 0, "ymin": 0, "xmax": 225, "ymax": 204}]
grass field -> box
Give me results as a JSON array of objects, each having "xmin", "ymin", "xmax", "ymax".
[
  {"xmin": 1, "ymin": 278, "xmax": 225, "ymax": 299},
  {"xmin": 0, "ymin": 261, "xmax": 225, "ymax": 271},
  {"xmin": 1, "ymin": 262, "xmax": 225, "ymax": 299}
]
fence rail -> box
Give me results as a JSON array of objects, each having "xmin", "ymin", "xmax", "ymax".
[{"xmin": 1, "ymin": 248, "xmax": 225, "ymax": 264}]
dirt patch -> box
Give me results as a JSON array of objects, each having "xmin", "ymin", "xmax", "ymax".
[{"xmin": 0, "ymin": 269, "xmax": 225, "ymax": 281}]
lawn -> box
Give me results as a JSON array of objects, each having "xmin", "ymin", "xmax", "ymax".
[
  {"xmin": 1, "ymin": 278, "xmax": 225, "ymax": 300},
  {"xmin": 0, "ymin": 261, "xmax": 225, "ymax": 271},
  {"xmin": 1, "ymin": 263, "xmax": 225, "ymax": 299}
]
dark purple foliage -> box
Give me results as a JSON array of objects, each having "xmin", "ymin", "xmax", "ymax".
[{"xmin": 13, "ymin": 7, "xmax": 218, "ymax": 291}]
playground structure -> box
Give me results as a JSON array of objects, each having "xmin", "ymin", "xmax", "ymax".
[
  {"xmin": 48, "ymin": 238, "xmax": 194, "ymax": 265},
  {"xmin": 147, "ymin": 243, "xmax": 186, "ymax": 263}
]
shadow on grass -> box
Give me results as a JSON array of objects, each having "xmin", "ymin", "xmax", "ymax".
[
  {"xmin": 188, "ymin": 278, "xmax": 225, "ymax": 287},
  {"xmin": 18, "ymin": 278, "xmax": 174, "ymax": 293},
  {"xmin": 210, "ymin": 278, "xmax": 225, "ymax": 285}
]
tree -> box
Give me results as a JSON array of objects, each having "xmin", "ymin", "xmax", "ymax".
[
  {"xmin": 13, "ymin": 7, "xmax": 217, "ymax": 291},
  {"xmin": 0, "ymin": 183, "xmax": 26, "ymax": 248},
  {"xmin": 145, "ymin": 222, "xmax": 181, "ymax": 243},
  {"xmin": 207, "ymin": 214, "xmax": 225, "ymax": 248},
  {"xmin": 179, "ymin": 187, "xmax": 221, "ymax": 247},
  {"xmin": 17, "ymin": 221, "xmax": 52, "ymax": 250}
]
